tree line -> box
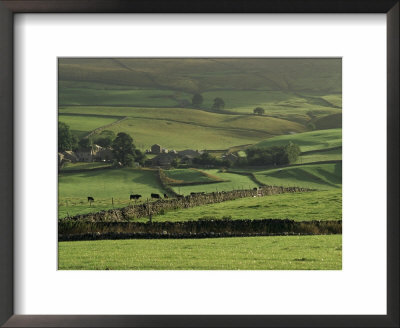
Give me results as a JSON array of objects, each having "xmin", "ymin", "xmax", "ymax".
[{"xmin": 58, "ymin": 122, "xmax": 145, "ymax": 167}]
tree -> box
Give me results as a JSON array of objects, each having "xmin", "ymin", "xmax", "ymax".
[
  {"xmin": 212, "ymin": 97, "xmax": 225, "ymax": 110},
  {"xmin": 58, "ymin": 122, "xmax": 78, "ymax": 152},
  {"xmin": 94, "ymin": 130, "xmax": 115, "ymax": 148},
  {"xmin": 253, "ymin": 107, "xmax": 265, "ymax": 115},
  {"xmin": 192, "ymin": 93, "xmax": 203, "ymax": 107},
  {"xmin": 112, "ymin": 132, "xmax": 135, "ymax": 166},
  {"xmin": 285, "ymin": 142, "xmax": 301, "ymax": 163},
  {"xmin": 78, "ymin": 138, "xmax": 92, "ymax": 150}
]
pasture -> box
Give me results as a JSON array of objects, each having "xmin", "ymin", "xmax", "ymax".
[
  {"xmin": 163, "ymin": 168, "xmax": 224, "ymax": 185},
  {"xmin": 150, "ymin": 190, "xmax": 342, "ymax": 223},
  {"xmin": 171, "ymin": 169, "xmax": 259, "ymax": 195},
  {"xmin": 58, "ymin": 168, "xmax": 167, "ymax": 218},
  {"xmin": 60, "ymin": 162, "xmax": 112, "ymax": 171},
  {"xmin": 255, "ymin": 128, "xmax": 342, "ymax": 152},
  {"xmin": 58, "ymin": 234, "xmax": 342, "ymax": 270},
  {"xmin": 253, "ymin": 163, "xmax": 342, "ymax": 190},
  {"xmin": 295, "ymin": 147, "xmax": 342, "ymax": 164},
  {"xmin": 58, "ymin": 114, "xmax": 119, "ymax": 138},
  {"xmin": 59, "ymin": 105, "xmax": 306, "ymax": 150}
]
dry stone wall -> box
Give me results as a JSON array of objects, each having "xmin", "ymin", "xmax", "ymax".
[{"xmin": 62, "ymin": 186, "xmax": 313, "ymax": 223}]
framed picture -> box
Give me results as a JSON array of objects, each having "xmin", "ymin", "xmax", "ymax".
[{"xmin": 0, "ymin": 1, "xmax": 398, "ymax": 327}]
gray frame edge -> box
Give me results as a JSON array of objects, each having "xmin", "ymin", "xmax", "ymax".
[
  {"xmin": 0, "ymin": 0, "xmax": 13, "ymax": 327},
  {"xmin": 0, "ymin": 0, "xmax": 399, "ymax": 327}
]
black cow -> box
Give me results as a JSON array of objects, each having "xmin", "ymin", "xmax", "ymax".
[
  {"xmin": 253, "ymin": 187, "xmax": 258, "ymax": 191},
  {"xmin": 130, "ymin": 194, "xmax": 142, "ymax": 200},
  {"xmin": 163, "ymin": 193, "xmax": 168, "ymax": 199},
  {"xmin": 190, "ymin": 192, "xmax": 196, "ymax": 196},
  {"xmin": 87, "ymin": 196, "xmax": 94, "ymax": 202},
  {"xmin": 151, "ymin": 193, "xmax": 160, "ymax": 199}
]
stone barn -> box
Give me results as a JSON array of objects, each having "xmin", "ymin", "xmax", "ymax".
[{"xmin": 151, "ymin": 144, "xmax": 162, "ymax": 154}]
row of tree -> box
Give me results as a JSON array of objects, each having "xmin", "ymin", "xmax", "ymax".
[
  {"xmin": 192, "ymin": 93, "xmax": 266, "ymax": 115},
  {"xmin": 58, "ymin": 122, "xmax": 145, "ymax": 167},
  {"xmin": 191, "ymin": 93, "xmax": 225, "ymax": 111},
  {"xmin": 243, "ymin": 142, "xmax": 301, "ymax": 166}
]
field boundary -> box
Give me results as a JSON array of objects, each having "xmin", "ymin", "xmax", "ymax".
[
  {"xmin": 60, "ymin": 185, "xmax": 314, "ymax": 222},
  {"xmin": 59, "ymin": 219, "xmax": 342, "ymax": 241}
]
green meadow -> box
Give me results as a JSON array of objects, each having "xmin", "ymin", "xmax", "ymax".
[
  {"xmin": 171, "ymin": 169, "xmax": 260, "ymax": 195},
  {"xmin": 149, "ymin": 190, "xmax": 341, "ymax": 223},
  {"xmin": 254, "ymin": 129, "xmax": 342, "ymax": 152},
  {"xmin": 58, "ymin": 168, "xmax": 167, "ymax": 218},
  {"xmin": 58, "ymin": 114, "xmax": 119, "ymax": 138},
  {"xmin": 163, "ymin": 168, "xmax": 224, "ymax": 184},
  {"xmin": 253, "ymin": 163, "xmax": 342, "ymax": 190},
  {"xmin": 58, "ymin": 234, "xmax": 342, "ymax": 270}
]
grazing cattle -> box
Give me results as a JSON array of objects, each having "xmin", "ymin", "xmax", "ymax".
[
  {"xmin": 87, "ymin": 196, "xmax": 94, "ymax": 202},
  {"xmin": 190, "ymin": 192, "xmax": 196, "ymax": 196},
  {"xmin": 151, "ymin": 193, "xmax": 160, "ymax": 199},
  {"xmin": 130, "ymin": 194, "xmax": 142, "ymax": 200},
  {"xmin": 163, "ymin": 193, "xmax": 168, "ymax": 199},
  {"xmin": 253, "ymin": 187, "xmax": 258, "ymax": 191}
]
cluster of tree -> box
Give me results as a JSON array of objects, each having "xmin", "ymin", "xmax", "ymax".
[
  {"xmin": 191, "ymin": 93, "xmax": 225, "ymax": 111},
  {"xmin": 58, "ymin": 122, "xmax": 145, "ymax": 167},
  {"xmin": 58, "ymin": 122, "xmax": 78, "ymax": 152},
  {"xmin": 112, "ymin": 132, "xmax": 146, "ymax": 167},
  {"xmin": 253, "ymin": 107, "xmax": 265, "ymax": 115},
  {"xmin": 243, "ymin": 142, "xmax": 301, "ymax": 166},
  {"xmin": 192, "ymin": 152, "xmax": 231, "ymax": 168}
]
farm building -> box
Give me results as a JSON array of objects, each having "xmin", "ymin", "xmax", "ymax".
[
  {"xmin": 150, "ymin": 153, "xmax": 177, "ymax": 167},
  {"xmin": 151, "ymin": 144, "xmax": 162, "ymax": 154},
  {"xmin": 222, "ymin": 153, "xmax": 238, "ymax": 163},
  {"xmin": 94, "ymin": 148, "xmax": 114, "ymax": 161}
]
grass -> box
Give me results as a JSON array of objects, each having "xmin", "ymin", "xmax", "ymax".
[
  {"xmin": 255, "ymin": 128, "xmax": 342, "ymax": 152},
  {"xmin": 163, "ymin": 168, "xmax": 223, "ymax": 185},
  {"xmin": 59, "ymin": 106, "xmax": 306, "ymax": 150},
  {"xmin": 59, "ymin": 58, "xmax": 341, "ymax": 95},
  {"xmin": 295, "ymin": 148, "xmax": 342, "ymax": 164},
  {"xmin": 58, "ymin": 114, "xmax": 119, "ymax": 138},
  {"xmin": 149, "ymin": 190, "xmax": 341, "ymax": 223},
  {"xmin": 253, "ymin": 163, "xmax": 342, "ymax": 190},
  {"xmin": 171, "ymin": 169, "xmax": 259, "ymax": 195},
  {"xmin": 58, "ymin": 168, "xmax": 167, "ymax": 218},
  {"xmin": 58, "ymin": 234, "xmax": 342, "ymax": 270},
  {"xmin": 60, "ymin": 162, "xmax": 112, "ymax": 171},
  {"xmin": 59, "ymin": 84, "xmax": 191, "ymax": 107}
]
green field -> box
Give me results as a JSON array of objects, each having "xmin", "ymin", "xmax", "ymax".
[
  {"xmin": 255, "ymin": 129, "xmax": 342, "ymax": 152},
  {"xmin": 61, "ymin": 162, "xmax": 112, "ymax": 171},
  {"xmin": 58, "ymin": 168, "xmax": 167, "ymax": 217},
  {"xmin": 150, "ymin": 190, "xmax": 341, "ymax": 223},
  {"xmin": 58, "ymin": 114, "xmax": 119, "ymax": 138},
  {"xmin": 163, "ymin": 168, "xmax": 223, "ymax": 185},
  {"xmin": 295, "ymin": 148, "xmax": 342, "ymax": 164},
  {"xmin": 171, "ymin": 169, "xmax": 259, "ymax": 195},
  {"xmin": 58, "ymin": 234, "xmax": 342, "ymax": 270},
  {"xmin": 59, "ymin": 106, "xmax": 306, "ymax": 150},
  {"xmin": 253, "ymin": 163, "xmax": 342, "ymax": 190}
]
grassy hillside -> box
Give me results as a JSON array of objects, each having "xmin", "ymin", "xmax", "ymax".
[
  {"xmin": 253, "ymin": 163, "xmax": 342, "ymax": 190},
  {"xmin": 58, "ymin": 168, "xmax": 167, "ymax": 218},
  {"xmin": 150, "ymin": 190, "xmax": 341, "ymax": 222},
  {"xmin": 59, "ymin": 114, "xmax": 119, "ymax": 138},
  {"xmin": 255, "ymin": 128, "xmax": 342, "ymax": 152},
  {"xmin": 163, "ymin": 168, "xmax": 224, "ymax": 185},
  {"xmin": 171, "ymin": 169, "xmax": 259, "ymax": 195},
  {"xmin": 59, "ymin": 58, "xmax": 342, "ymax": 94},
  {"xmin": 58, "ymin": 234, "xmax": 342, "ymax": 270},
  {"xmin": 59, "ymin": 106, "xmax": 307, "ymax": 150},
  {"xmin": 295, "ymin": 148, "xmax": 342, "ymax": 164}
]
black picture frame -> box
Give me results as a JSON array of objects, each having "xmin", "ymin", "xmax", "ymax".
[{"xmin": 0, "ymin": 1, "xmax": 398, "ymax": 327}]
